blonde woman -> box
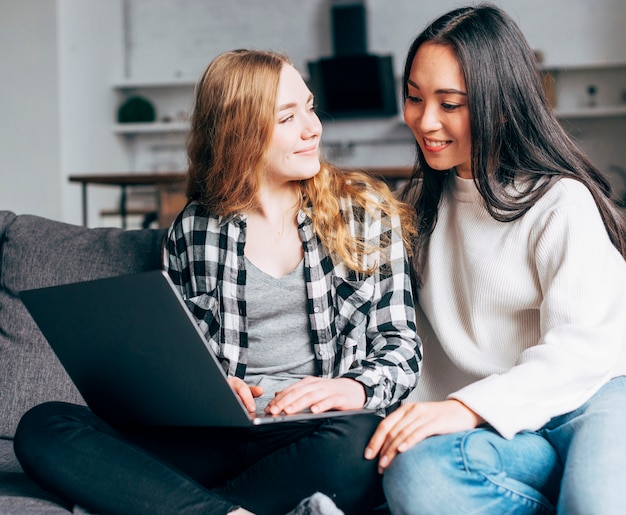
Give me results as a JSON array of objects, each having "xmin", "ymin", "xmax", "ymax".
[{"xmin": 15, "ymin": 49, "xmax": 421, "ymax": 515}]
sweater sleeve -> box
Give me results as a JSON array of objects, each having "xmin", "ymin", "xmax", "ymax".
[{"xmin": 450, "ymin": 181, "xmax": 626, "ymax": 439}]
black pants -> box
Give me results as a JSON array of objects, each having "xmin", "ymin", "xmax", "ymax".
[{"xmin": 14, "ymin": 402, "xmax": 385, "ymax": 515}]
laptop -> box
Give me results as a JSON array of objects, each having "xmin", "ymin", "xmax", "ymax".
[{"xmin": 20, "ymin": 270, "xmax": 373, "ymax": 427}]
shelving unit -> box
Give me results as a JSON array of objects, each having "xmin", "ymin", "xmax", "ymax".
[
  {"xmin": 105, "ymin": 79, "xmax": 193, "ymax": 221},
  {"xmin": 112, "ymin": 78, "xmax": 196, "ymax": 137},
  {"xmin": 543, "ymin": 62, "xmax": 626, "ymax": 119},
  {"xmin": 111, "ymin": 62, "xmax": 626, "ymax": 135},
  {"xmin": 541, "ymin": 62, "xmax": 626, "ymax": 202},
  {"xmin": 111, "ymin": 78, "xmax": 194, "ymax": 176}
]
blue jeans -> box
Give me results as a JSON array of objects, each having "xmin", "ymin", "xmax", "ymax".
[{"xmin": 383, "ymin": 376, "xmax": 626, "ymax": 515}]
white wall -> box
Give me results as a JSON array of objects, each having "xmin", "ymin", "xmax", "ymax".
[
  {"xmin": 0, "ymin": 0, "xmax": 125, "ymax": 224},
  {"xmin": 57, "ymin": 0, "xmax": 126, "ymax": 226},
  {"xmin": 1, "ymin": 0, "xmax": 625, "ymax": 225},
  {"xmin": 124, "ymin": 0, "xmax": 626, "ymax": 77},
  {"xmin": 0, "ymin": 1, "xmax": 61, "ymax": 219},
  {"xmin": 368, "ymin": 0, "xmax": 626, "ymax": 68}
]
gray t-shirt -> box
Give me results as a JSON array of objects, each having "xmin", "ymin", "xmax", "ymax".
[{"xmin": 244, "ymin": 257, "xmax": 315, "ymax": 409}]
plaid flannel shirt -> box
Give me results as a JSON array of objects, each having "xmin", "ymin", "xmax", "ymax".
[{"xmin": 164, "ymin": 196, "xmax": 421, "ymax": 412}]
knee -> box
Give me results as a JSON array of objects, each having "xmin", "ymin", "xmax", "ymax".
[
  {"xmin": 382, "ymin": 431, "xmax": 506, "ymax": 514},
  {"xmin": 15, "ymin": 402, "xmax": 65, "ymax": 448},
  {"xmin": 316, "ymin": 414, "xmax": 380, "ymax": 466},
  {"xmin": 318, "ymin": 414, "xmax": 380, "ymax": 476},
  {"xmin": 312, "ymin": 415, "xmax": 385, "ymax": 511},
  {"xmin": 16, "ymin": 401, "xmax": 84, "ymax": 433},
  {"xmin": 14, "ymin": 401, "xmax": 87, "ymax": 466},
  {"xmin": 458, "ymin": 429, "xmax": 508, "ymax": 475}
]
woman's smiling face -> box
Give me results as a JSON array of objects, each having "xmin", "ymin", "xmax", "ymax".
[
  {"xmin": 403, "ymin": 42, "xmax": 472, "ymax": 179},
  {"xmin": 264, "ymin": 64, "xmax": 322, "ymax": 185}
]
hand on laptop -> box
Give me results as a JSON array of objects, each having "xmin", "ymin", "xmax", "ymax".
[
  {"xmin": 265, "ymin": 377, "xmax": 366, "ymax": 416},
  {"xmin": 227, "ymin": 377, "xmax": 265, "ymax": 413}
]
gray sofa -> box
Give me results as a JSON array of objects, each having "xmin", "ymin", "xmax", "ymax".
[{"xmin": 0, "ymin": 210, "xmax": 167, "ymax": 513}]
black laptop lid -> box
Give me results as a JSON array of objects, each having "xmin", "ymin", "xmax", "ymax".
[
  {"xmin": 20, "ymin": 270, "xmax": 252, "ymax": 427},
  {"xmin": 20, "ymin": 270, "xmax": 374, "ymax": 427}
]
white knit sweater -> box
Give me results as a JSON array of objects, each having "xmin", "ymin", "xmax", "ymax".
[{"xmin": 410, "ymin": 173, "xmax": 626, "ymax": 439}]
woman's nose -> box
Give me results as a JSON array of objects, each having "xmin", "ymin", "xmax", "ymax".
[
  {"xmin": 418, "ymin": 104, "xmax": 442, "ymax": 132},
  {"xmin": 302, "ymin": 113, "xmax": 322, "ymax": 139}
]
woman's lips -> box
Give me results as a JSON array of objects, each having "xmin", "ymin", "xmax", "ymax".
[
  {"xmin": 295, "ymin": 145, "xmax": 318, "ymax": 156},
  {"xmin": 423, "ymin": 138, "xmax": 451, "ymax": 152}
]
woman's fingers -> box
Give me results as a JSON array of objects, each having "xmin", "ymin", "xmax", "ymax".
[
  {"xmin": 266, "ymin": 377, "xmax": 365, "ymax": 415},
  {"xmin": 366, "ymin": 400, "xmax": 484, "ymax": 473},
  {"xmin": 364, "ymin": 405, "xmax": 409, "ymax": 459},
  {"xmin": 365, "ymin": 404, "xmax": 424, "ymax": 472},
  {"xmin": 227, "ymin": 377, "xmax": 262, "ymax": 412}
]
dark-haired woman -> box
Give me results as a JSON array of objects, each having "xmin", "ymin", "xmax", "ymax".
[{"xmin": 366, "ymin": 4, "xmax": 626, "ymax": 514}]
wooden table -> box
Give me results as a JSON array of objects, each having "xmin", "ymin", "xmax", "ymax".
[
  {"xmin": 69, "ymin": 172, "xmax": 186, "ymax": 228},
  {"xmin": 69, "ymin": 167, "xmax": 413, "ymax": 229}
]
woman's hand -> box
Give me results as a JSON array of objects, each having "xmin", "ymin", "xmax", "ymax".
[
  {"xmin": 227, "ymin": 376, "xmax": 264, "ymax": 413},
  {"xmin": 265, "ymin": 376, "xmax": 366, "ymax": 415},
  {"xmin": 364, "ymin": 399, "xmax": 485, "ymax": 473}
]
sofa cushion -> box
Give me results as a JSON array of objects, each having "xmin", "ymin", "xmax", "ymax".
[
  {"xmin": 0, "ymin": 211, "xmax": 167, "ymax": 438},
  {"xmin": 0, "ymin": 437, "xmax": 70, "ymax": 510}
]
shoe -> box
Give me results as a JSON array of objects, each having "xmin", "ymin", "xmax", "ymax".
[{"xmin": 285, "ymin": 492, "xmax": 344, "ymax": 515}]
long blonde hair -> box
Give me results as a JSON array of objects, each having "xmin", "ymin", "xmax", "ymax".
[{"xmin": 186, "ymin": 49, "xmax": 416, "ymax": 273}]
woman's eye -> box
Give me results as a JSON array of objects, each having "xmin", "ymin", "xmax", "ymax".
[
  {"xmin": 406, "ymin": 95, "xmax": 422, "ymax": 104},
  {"xmin": 442, "ymin": 103, "xmax": 461, "ymax": 110},
  {"xmin": 279, "ymin": 114, "xmax": 294, "ymax": 123}
]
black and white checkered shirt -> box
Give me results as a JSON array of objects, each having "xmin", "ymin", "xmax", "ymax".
[{"xmin": 164, "ymin": 196, "xmax": 421, "ymax": 412}]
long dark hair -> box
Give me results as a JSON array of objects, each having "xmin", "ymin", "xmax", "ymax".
[{"xmin": 401, "ymin": 3, "xmax": 626, "ymax": 285}]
